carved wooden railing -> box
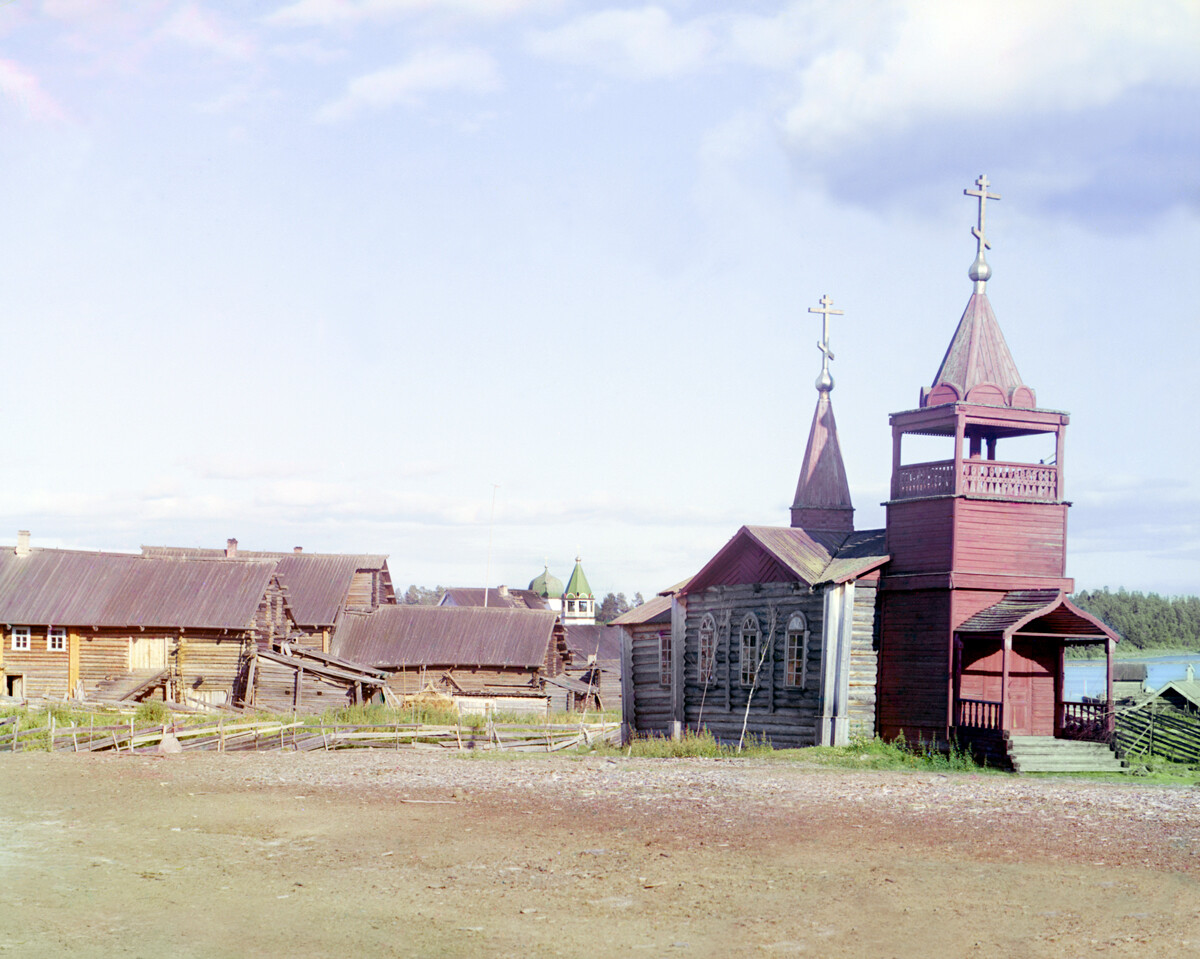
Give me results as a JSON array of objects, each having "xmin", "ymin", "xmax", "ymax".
[
  {"xmin": 893, "ymin": 460, "xmax": 1058, "ymax": 502},
  {"xmin": 894, "ymin": 460, "xmax": 955, "ymax": 498},
  {"xmin": 962, "ymin": 461, "xmax": 1058, "ymax": 500},
  {"xmin": 1059, "ymin": 701, "xmax": 1112, "ymax": 743},
  {"xmin": 956, "ymin": 698, "xmax": 1002, "ymax": 731}
]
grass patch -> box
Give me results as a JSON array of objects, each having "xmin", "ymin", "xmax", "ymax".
[{"xmin": 781, "ymin": 735, "xmax": 986, "ymax": 773}]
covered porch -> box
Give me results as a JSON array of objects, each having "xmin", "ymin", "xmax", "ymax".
[{"xmin": 952, "ymin": 590, "xmax": 1120, "ymax": 752}]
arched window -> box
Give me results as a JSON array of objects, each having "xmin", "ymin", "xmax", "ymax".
[
  {"xmin": 697, "ymin": 614, "xmax": 716, "ymax": 685},
  {"xmin": 740, "ymin": 614, "xmax": 760, "ymax": 687},
  {"xmin": 785, "ymin": 612, "xmax": 809, "ymax": 688}
]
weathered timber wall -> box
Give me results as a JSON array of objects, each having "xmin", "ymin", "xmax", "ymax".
[
  {"xmin": 3, "ymin": 628, "xmax": 69, "ymax": 698},
  {"xmin": 953, "ymin": 500, "xmax": 1067, "ymax": 578},
  {"xmin": 878, "ymin": 588, "xmax": 952, "ymax": 742},
  {"xmin": 78, "ymin": 633, "xmax": 132, "ymax": 692},
  {"xmin": 886, "ymin": 499, "xmax": 954, "ymax": 574},
  {"xmin": 252, "ymin": 657, "xmax": 357, "ymax": 713},
  {"xmin": 847, "ymin": 583, "xmax": 880, "ymax": 739},
  {"xmin": 628, "ymin": 622, "xmax": 672, "ymax": 736},
  {"xmin": 385, "ymin": 665, "xmax": 543, "ymax": 697},
  {"xmin": 681, "ymin": 583, "xmax": 825, "ymax": 748},
  {"xmin": 177, "ymin": 632, "xmax": 253, "ymax": 701}
]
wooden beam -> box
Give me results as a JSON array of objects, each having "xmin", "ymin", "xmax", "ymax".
[{"xmin": 1000, "ymin": 634, "xmax": 1011, "ymax": 732}]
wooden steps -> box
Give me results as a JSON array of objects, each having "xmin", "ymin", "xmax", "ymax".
[{"xmin": 1006, "ymin": 735, "xmax": 1126, "ymax": 773}]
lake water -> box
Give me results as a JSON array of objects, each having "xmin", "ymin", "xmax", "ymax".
[{"xmin": 1063, "ymin": 651, "xmax": 1200, "ymax": 701}]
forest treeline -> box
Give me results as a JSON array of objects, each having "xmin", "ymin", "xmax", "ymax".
[{"xmin": 1072, "ymin": 589, "xmax": 1200, "ymax": 651}]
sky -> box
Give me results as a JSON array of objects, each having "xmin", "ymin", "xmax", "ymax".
[{"xmin": 2, "ymin": 0, "xmax": 1199, "ymax": 599}]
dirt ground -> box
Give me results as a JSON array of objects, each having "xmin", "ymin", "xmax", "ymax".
[{"xmin": 2, "ymin": 751, "xmax": 1199, "ymax": 959}]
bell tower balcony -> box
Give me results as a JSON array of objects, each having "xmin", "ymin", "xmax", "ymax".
[{"xmin": 893, "ymin": 458, "xmax": 1058, "ymax": 502}]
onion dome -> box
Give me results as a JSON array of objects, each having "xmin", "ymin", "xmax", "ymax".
[{"xmin": 528, "ymin": 564, "xmax": 564, "ymax": 600}]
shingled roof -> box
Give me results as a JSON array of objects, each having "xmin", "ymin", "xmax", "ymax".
[{"xmin": 956, "ymin": 590, "xmax": 1118, "ymax": 643}]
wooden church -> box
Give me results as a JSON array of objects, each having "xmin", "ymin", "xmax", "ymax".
[{"xmin": 617, "ymin": 176, "xmax": 1122, "ymax": 768}]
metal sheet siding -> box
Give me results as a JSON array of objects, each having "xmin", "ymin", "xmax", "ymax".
[{"xmin": 332, "ymin": 606, "xmax": 560, "ymax": 669}]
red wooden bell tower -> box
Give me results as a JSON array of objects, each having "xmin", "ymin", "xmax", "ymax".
[{"xmin": 877, "ymin": 176, "xmax": 1116, "ymax": 748}]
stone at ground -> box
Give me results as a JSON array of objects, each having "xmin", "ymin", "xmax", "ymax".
[{"xmin": 1, "ymin": 752, "xmax": 1198, "ymax": 958}]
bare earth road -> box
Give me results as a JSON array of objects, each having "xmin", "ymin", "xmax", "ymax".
[{"xmin": 2, "ymin": 751, "xmax": 1199, "ymax": 958}]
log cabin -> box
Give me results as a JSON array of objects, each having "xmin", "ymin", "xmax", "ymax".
[
  {"xmin": 141, "ymin": 540, "xmax": 396, "ymax": 652},
  {"xmin": 0, "ymin": 539, "xmax": 298, "ymax": 707},
  {"xmin": 331, "ymin": 605, "xmax": 571, "ymax": 717}
]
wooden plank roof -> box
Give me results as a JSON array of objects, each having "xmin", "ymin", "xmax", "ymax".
[
  {"xmin": 682, "ymin": 526, "xmax": 888, "ymax": 596},
  {"xmin": 0, "ymin": 548, "xmax": 277, "ymax": 629},
  {"xmin": 956, "ymin": 589, "xmax": 1119, "ymax": 642},
  {"xmin": 142, "ymin": 545, "xmax": 392, "ymax": 625},
  {"xmin": 332, "ymin": 605, "xmax": 562, "ymax": 669},
  {"xmin": 564, "ymin": 623, "xmax": 622, "ymax": 662},
  {"xmin": 439, "ymin": 587, "xmax": 547, "ymax": 611}
]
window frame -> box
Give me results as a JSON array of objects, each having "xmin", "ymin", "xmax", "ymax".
[
  {"xmin": 739, "ymin": 614, "xmax": 760, "ymax": 687},
  {"xmin": 658, "ymin": 630, "xmax": 672, "ymax": 687},
  {"xmin": 697, "ymin": 614, "xmax": 716, "ymax": 685},
  {"xmin": 47, "ymin": 627, "xmax": 67, "ymax": 652},
  {"xmin": 785, "ymin": 612, "xmax": 809, "ymax": 688},
  {"xmin": 11, "ymin": 626, "xmax": 30, "ymax": 651}
]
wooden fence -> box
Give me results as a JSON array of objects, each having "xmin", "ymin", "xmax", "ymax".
[
  {"xmin": 0, "ymin": 715, "xmax": 621, "ymax": 755},
  {"xmin": 1115, "ymin": 703, "xmax": 1200, "ymax": 765}
]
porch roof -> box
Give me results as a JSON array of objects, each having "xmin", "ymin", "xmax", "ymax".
[{"xmin": 956, "ymin": 589, "xmax": 1119, "ymax": 644}]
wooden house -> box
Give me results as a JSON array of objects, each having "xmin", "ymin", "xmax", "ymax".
[
  {"xmin": 331, "ymin": 605, "xmax": 571, "ymax": 716},
  {"xmin": 142, "ymin": 540, "xmax": 396, "ymax": 652},
  {"xmin": 438, "ymin": 583, "xmax": 621, "ymax": 712},
  {"xmin": 0, "ymin": 538, "xmax": 298, "ymax": 707}
]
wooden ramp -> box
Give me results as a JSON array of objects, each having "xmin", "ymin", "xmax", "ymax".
[{"xmin": 92, "ymin": 669, "xmax": 169, "ymax": 703}]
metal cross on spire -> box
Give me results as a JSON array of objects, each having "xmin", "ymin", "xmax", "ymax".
[
  {"xmin": 964, "ymin": 173, "xmax": 1000, "ymax": 293},
  {"xmin": 808, "ymin": 294, "xmax": 843, "ymax": 392}
]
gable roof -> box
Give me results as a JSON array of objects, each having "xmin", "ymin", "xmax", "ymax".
[
  {"xmin": 141, "ymin": 545, "xmax": 392, "ymax": 625},
  {"xmin": 332, "ymin": 605, "xmax": 562, "ymax": 669},
  {"xmin": 682, "ymin": 526, "xmax": 888, "ymax": 596},
  {"xmin": 439, "ymin": 587, "xmax": 548, "ymax": 611},
  {"xmin": 956, "ymin": 590, "xmax": 1119, "ymax": 643},
  {"xmin": 0, "ymin": 548, "xmax": 279, "ymax": 629}
]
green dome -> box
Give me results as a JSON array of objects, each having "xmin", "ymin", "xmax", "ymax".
[{"xmin": 528, "ymin": 564, "xmax": 564, "ymax": 599}]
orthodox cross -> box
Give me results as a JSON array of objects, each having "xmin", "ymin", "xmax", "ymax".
[
  {"xmin": 808, "ymin": 294, "xmax": 843, "ymax": 391},
  {"xmin": 964, "ymin": 173, "xmax": 1000, "ymax": 256}
]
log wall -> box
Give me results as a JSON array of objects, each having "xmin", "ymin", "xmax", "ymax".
[
  {"xmin": 877, "ymin": 588, "xmax": 952, "ymax": 742},
  {"xmin": 681, "ymin": 583, "xmax": 824, "ymax": 748},
  {"xmin": 3, "ymin": 627, "xmax": 70, "ymax": 698},
  {"xmin": 628, "ymin": 622, "xmax": 673, "ymax": 736}
]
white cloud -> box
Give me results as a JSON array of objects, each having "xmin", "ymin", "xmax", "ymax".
[
  {"xmin": 266, "ymin": 0, "xmax": 558, "ymax": 28},
  {"xmin": 526, "ymin": 6, "xmax": 713, "ymax": 80},
  {"xmin": 0, "ymin": 58, "xmax": 66, "ymax": 122},
  {"xmin": 159, "ymin": 3, "xmax": 256, "ymax": 60},
  {"xmin": 316, "ymin": 46, "xmax": 500, "ymax": 120},
  {"xmin": 772, "ymin": 0, "xmax": 1200, "ymax": 217}
]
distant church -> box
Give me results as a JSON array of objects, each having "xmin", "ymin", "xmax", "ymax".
[{"xmin": 616, "ymin": 177, "xmax": 1121, "ymax": 769}]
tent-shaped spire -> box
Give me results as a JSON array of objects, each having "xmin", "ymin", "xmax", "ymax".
[
  {"xmin": 921, "ymin": 174, "xmax": 1036, "ymax": 410},
  {"xmin": 791, "ymin": 295, "xmax": 854, "ymax": 532},
  {"xmin": 563, "ymin": 556, "xmax": 592, "ymax": 599}
]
